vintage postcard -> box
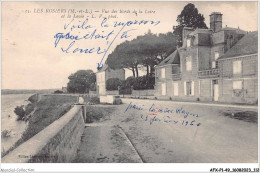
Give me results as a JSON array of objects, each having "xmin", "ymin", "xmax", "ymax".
[{"xmin": 1, "ymin": 1, "xmax": 258, "ymax": 172}]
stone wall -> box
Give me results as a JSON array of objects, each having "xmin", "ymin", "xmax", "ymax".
[
  {"xmin": 100, "ymin": 95, "xmax": 120, "ymax": 104},
  {"xmin": 2, "ymin": 105, "xmax": 85, "ymax": 163},
  {"xmin": 132, "ymin": 89, "xmax": 155, "ymax": 97},
  {"xmin": 106, "ymin": 90, "xmax": 119, "ymax": 95}
]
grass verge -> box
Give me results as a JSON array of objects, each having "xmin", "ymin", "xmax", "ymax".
[
  {"xmin": 223, "ymin": 111, "xmax": 258, "ymax": 123},
  {"xmin": 85, "ymin": 105, "xmax": 116, "ymax": 123}
]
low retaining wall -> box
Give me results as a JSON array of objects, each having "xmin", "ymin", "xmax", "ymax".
[
  {"xmin": 2, "ymin": 105, "xmax": 85, "ymax": 163},
  {"xmin": 106, "ymin": 90, "xmax": 119, "ymax": 95},
  {"xmin": 100, "ymin": 95, "xmax": 120, "ymax": 104},
  {"xmin": 132, "ymin": 89, "xmax": 155, "ymax": 96},
  {"xmin": 89, "ymin": 91, "xmax": 97, "ymax": 97}
]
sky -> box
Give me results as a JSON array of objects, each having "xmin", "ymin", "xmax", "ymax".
[{"xmin": 1, "ymin": 1, "xmax": 258, "ymax": 89}]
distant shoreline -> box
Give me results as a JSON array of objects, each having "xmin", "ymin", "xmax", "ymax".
[{"xmin": 1, "ymin": 89, "xmax": 59, "ymax": 95}]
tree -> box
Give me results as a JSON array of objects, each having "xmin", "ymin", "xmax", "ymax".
[
  {"xmin": 120, "ymin": 76, "xmax": 136, "ymax": 94},
  {"xmin": 133, "ymin": 75, "xmax": 155, "ymax": 90},
  {"xmin": 106, "ymin": 78, "xmax": 123, "ymax": 91},
  {"xmin": 136, "ymin": 32, "xmax": 177, "ymax": 76},
  {"xmin": 67, "ymin": 70, "xmax": 96, "ymax": 93},
  {"xmin": 107, "ymin": 32, "xmax": 177, "ymax": 77},
  {"xmin": 173, "ymin": 3, "xmax": 208, "ymax": 46},
  {"xmin": 89, "ymin": 83, "xmax": 96, "ymax": 91},
  {"xmin": 14, "ymin": 105, "xmax": 26, "ymax": 121},
  {"xmin": 107, "ymin": 41, "xmax": 143, "ymax": 78}
]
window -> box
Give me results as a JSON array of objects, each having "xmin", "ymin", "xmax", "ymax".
[
  {"xmin": 184, "ymin": 81, "xmax": 194, "ymax": 96},
  {"xmin": 214, "ymin": 52, "xmax": 219, "ymax": 60},
  {"xmin": 173, "ymin": 82, "xmax": 178, "ymax": 96},
  {"xmin": 212, "ymin": 52, "xmax": 219, "ymax": 69},
  {"xmin": 233, "ymin": 60, "xmax": 242, "ymax": 74},
  {"xmin": 212, "ymin": 61, "xmax": 216, "ymax": 69},
  {"xmin": 161, "ymin": 68, "xmax": 166, "ymax": 78},
  {"xmin": 212, "ymin": 61, "xmax": 218, "ymax": 69},
  {"xmin": 186, "ymin": 56, "xmax": 192, "ymax": 71},
  {"xmin": 187, "ymin": 39, "xmax": 191, "ymax": 47},
  {"xmin": 233, "ymin": 81, "xmax": 242, "ymax": 90},
  {"xmin": 191, "ymin": 81, "xmax": 194, "ymax": 96},
  {"xmin": 162, "ymin": 83, "xmax": 166, "ymax": 95}
]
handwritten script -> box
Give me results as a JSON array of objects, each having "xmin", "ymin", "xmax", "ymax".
[
  {"xmin": 124, "ymin": 102, "xmax": 201, "ymax": 126},
  {"xmin": 53, "ymin": 18, "xmax": 160, "ymax": 69}
]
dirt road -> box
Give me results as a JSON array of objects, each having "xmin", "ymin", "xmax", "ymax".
[{"xmin": 75, "ymin": 99, "xmax": 258, "ymax": 163}]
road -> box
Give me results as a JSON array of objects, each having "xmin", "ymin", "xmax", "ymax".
[{"xmin": 75, "ymin": 98, "xmax": 258, "ymax": 163}]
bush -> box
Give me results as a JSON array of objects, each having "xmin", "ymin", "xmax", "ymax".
[
  {"xmin": 85, "ymin": 105, "xmax": 115, "ymax": 123},
  {"xmin": 90, "ymin": 83, "xmax": 96, "ymax": 91},
  {"xmin": 89, "ymin": 97, "xmax": 100, "ymax": 104},
  {"xmin": 133, "ymin": 75, "xmax": 155, "ymax": 90},
  {"xmin": 14, "ymin": 103, "xmax": 35, "ymax": 121},
  {"xmin": 14, "ymin": 105, "xmax": 26, "ymax": 121},
  {"xmin": 114, "ymin": 98, "xmax": 122, "ymax": 105},
  {"xmin": 54, "ymin": 90, "xmax": 63, "ymax": 94},
  {"xmin": 2, "ymin": 130, "xmax": 11, "ymax": 138},
  {"xmin": 25, "ymin": 103, "xmax": 35, "ymax": 115},
  {"xmin": 120, "ymin": 77, "xmax": 135, "ymax": 94},
  {"xmin": 119, "ymin": 76, "xmax": 155, "ymax": 94},
  {"xmin": 124, "ymin": 76, "xmax": 136, "ymax": 87},
  {"xmin": 67, "ymin": 70, "xmax": 96, "ymax": 93},
  {"xmin": 106, "ymin": 78, "xmax": 123, "ymax": 91},
  {"xmin": 28, "ymin": 94, "xmax": 38, "ymax": 103}
]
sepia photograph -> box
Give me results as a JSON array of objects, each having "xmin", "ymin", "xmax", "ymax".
[{"xmin": 1, "ymin": 1, "xmax": 259, "ymax": 172}]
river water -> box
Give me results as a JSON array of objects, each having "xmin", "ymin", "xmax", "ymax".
[{"xmin": 1, "ymin": 94, "xmax": 32, "ymax": 153}]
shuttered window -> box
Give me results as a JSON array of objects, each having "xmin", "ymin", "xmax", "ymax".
[
  {"xmin": 215, "ymin": 52, "xmax": 219, "ymax": 60},
  {"xmin": 187, "ymin": 39, "xmax": 191, "ymax": 47},
  {"xmin": 186, "ymin": 56, "xmax": 192, "ymax": 71},
  {"xmin": 233, "ymin": 81, "xmax": 242, "ymax": 90},
  {"xmin": 184, "ymin": 81, "xmax": 194, "ymax": 96},
  {"xmin": 161, "ymin": 68, "xmax": 166, "ymax": 78},
  {"xmin": 233, "ymin": 60, "xmax": 242, "ymax": 74},
  {"xmin": 162, "ymin": 83, "xmax": 166, "ymax": 95},
  {"xmin": 191, "ymin": 81, "xmax": 194, "ymax": 96},
  {"xmin": 173, "ymin": 82, "xmax": 178, "ymax": 96}
]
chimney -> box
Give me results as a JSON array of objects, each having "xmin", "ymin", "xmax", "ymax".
[{"xmin": 210, "ymin": 12, "xmax": 223, "ymax": 32}]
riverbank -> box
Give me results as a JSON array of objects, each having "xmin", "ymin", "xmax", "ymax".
[
  {"xmin": 2, "ymin": 95, "xmax": 79, "ymax": 157},
  {"xmin": 1, "ymin": 94, "xmax": 32, "ymax": 154},
  {"xmin": 2, "ymin": 94, "xmax": 109, "ymax": 163}
]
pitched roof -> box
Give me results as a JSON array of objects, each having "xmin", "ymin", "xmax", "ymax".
[
  {"xmin": 157, "ymin": 50, "xmax": 180, "ymax": 67},
  {"xmin": 219, "ymin": 31, "xmax": 258, "ymax": 59},
  {"xmin": 189, "ymin": 28, "xmax": 212, "ymax": 36},
  {"xmin": 220, "ymin": 27, "xmax": 247, "ymax": 34}
]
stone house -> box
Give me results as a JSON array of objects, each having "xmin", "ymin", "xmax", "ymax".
[
  {"xmin": 96, "ymin": 63, "xmax": 125, "ymax": 95},
  {"xmin": 218, "ymin": 31, "xmax": 258, "ymax": 104},
  {"xmin": 154, "ymin": 12, "xmax": 258, "ymax": 104}
]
